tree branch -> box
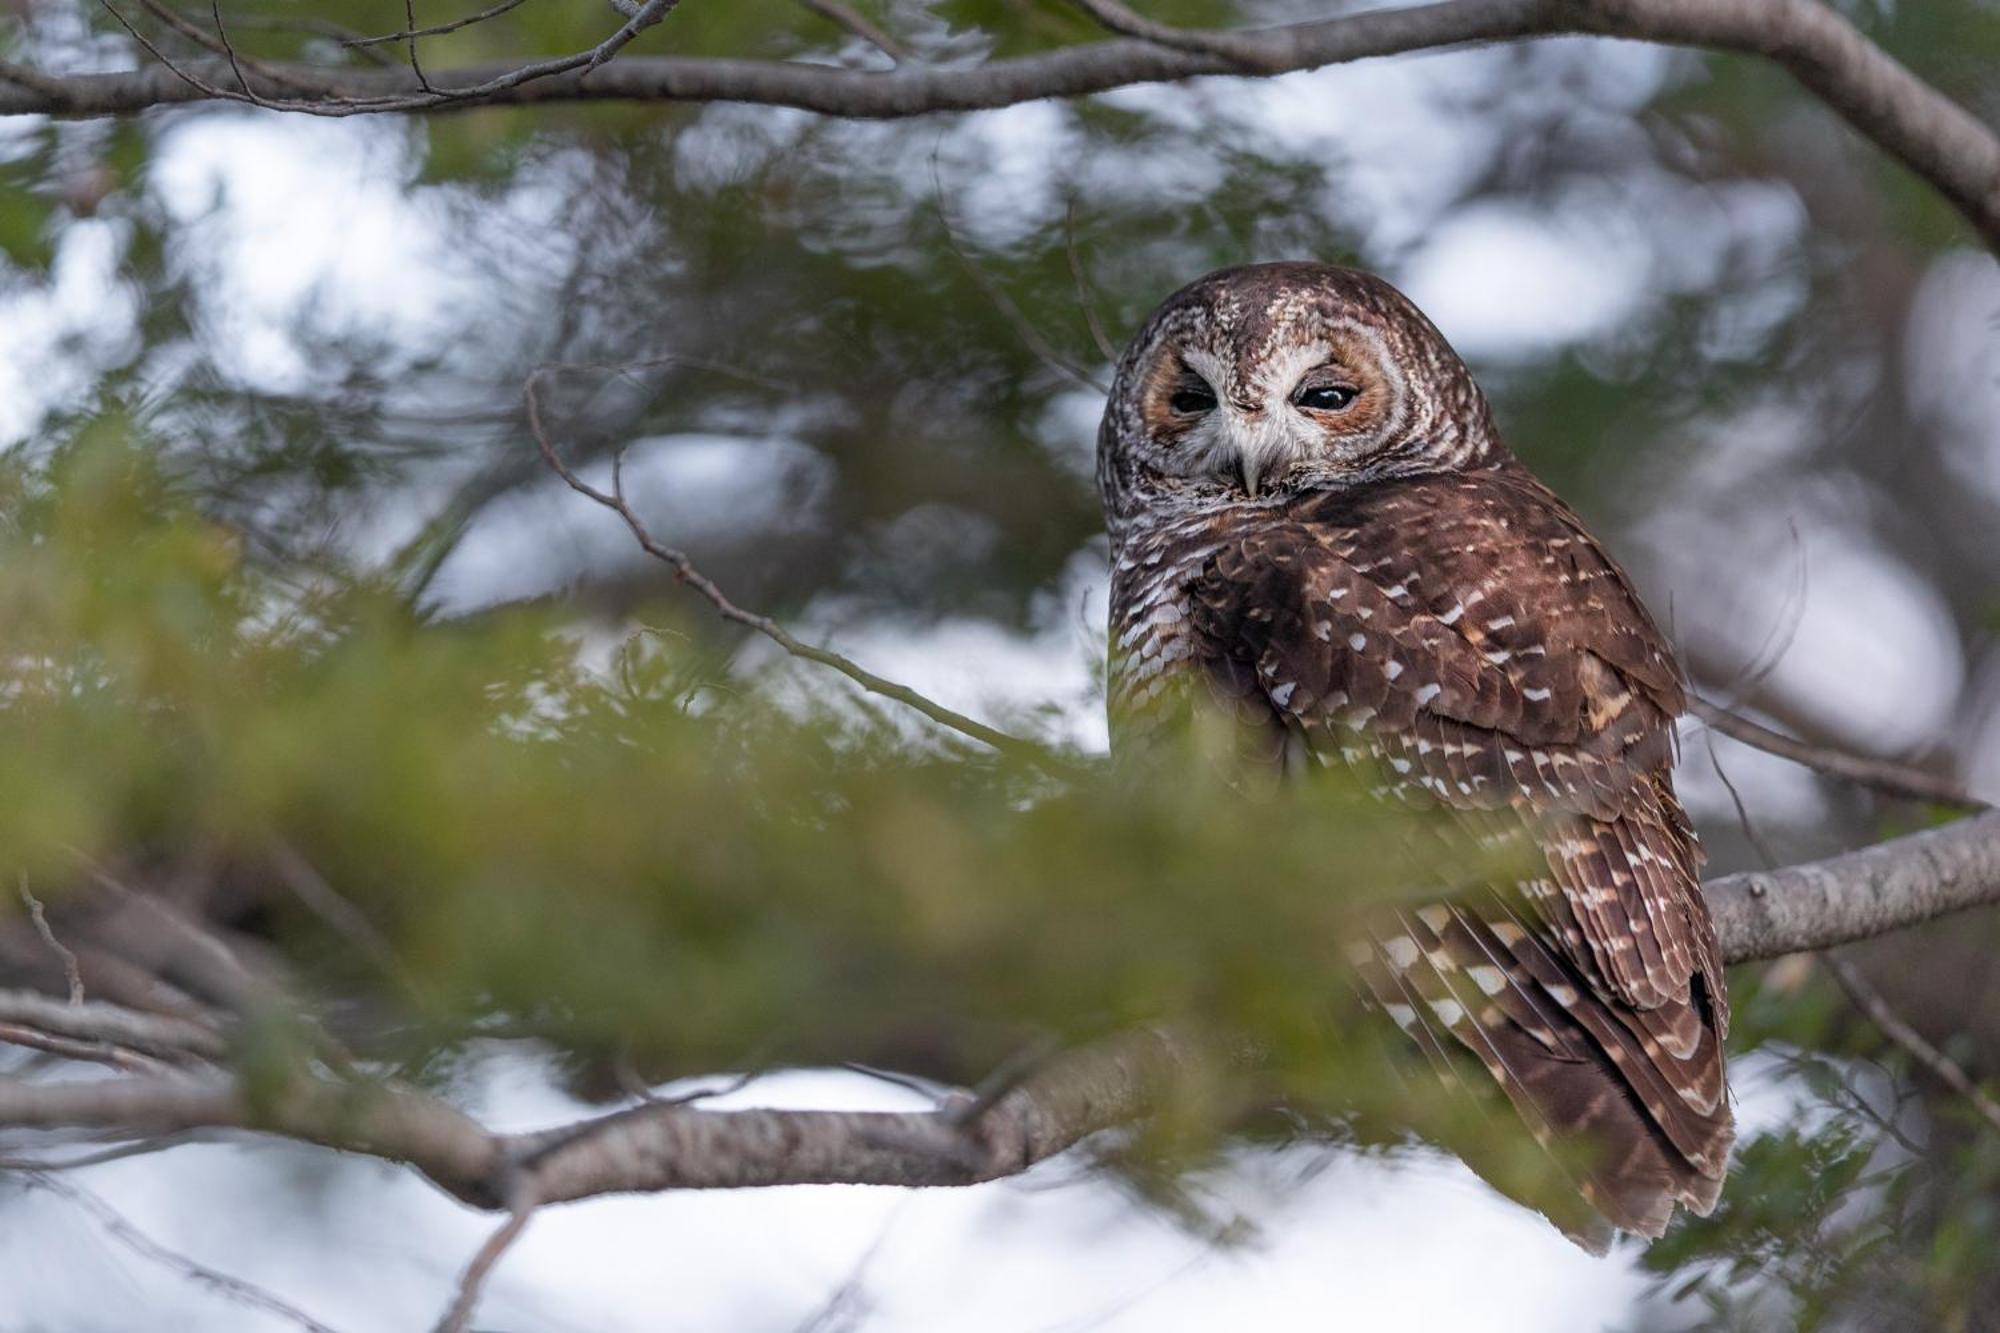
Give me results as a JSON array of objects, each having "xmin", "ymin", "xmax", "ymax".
[
  {"xmin": 0, "ymin": 812, "xmax": 1994, "ymax": 1216},
  {"xmin": 1690, "ymin": 695, "xmax": 1986, "ymax": 811},
  {"xmin": 1705, "ymin": 809, "xmax": 2000, "ymax": 962},
  {"xmin": 0, "ymin": 987, "xmax": 228, "ymax": 1064},
  {"xmin": 4, "ymin": 1, "xmax": 1994, "ymax": 250}
]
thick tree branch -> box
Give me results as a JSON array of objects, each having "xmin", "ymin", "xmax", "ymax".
[
  {"xmin": 0, "ymin": 813, "xmax": 1996, "ymax": 1216},
  {"xmin": 1705, "ymin": 810, "xmax": 2000, "ymax": 962},
  {"xmin": 3, "ymin": 1, "xmax": 1995, "ymax": 250}
]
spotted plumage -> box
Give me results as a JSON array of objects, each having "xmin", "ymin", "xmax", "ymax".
[{"xmin": 1099, "ymin": 262, "xmax": 1732, "ymax": 1245}]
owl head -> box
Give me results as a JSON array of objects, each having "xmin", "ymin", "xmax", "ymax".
[{"xmin": 1097, "ymin": 262, "xmax": 1501, "ymax": 530}]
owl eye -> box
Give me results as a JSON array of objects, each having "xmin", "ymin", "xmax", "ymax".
[
  {"xmin": 1295, "ymin": 384, "xmax": 1359, "ymax": 412},
  {"xmin": 1168, "ymin": 385, "xmax": 1217, "ymax": 415}
]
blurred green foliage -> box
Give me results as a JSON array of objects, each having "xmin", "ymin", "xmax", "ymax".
[{"xmin": 0, "ymin": 431, "xmax": 1462, "ymax": 1080}]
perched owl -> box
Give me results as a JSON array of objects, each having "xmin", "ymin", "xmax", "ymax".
[{"xmin": 1097, "ymin": 262, "xmax": 1732, "ymax": 1245}]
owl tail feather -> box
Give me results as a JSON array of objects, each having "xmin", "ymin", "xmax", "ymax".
[{"xmin": 1349, "ymin": 897, "xmax": 1734, "ymax": 1250}]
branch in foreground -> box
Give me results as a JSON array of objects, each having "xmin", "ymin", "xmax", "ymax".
[
  {"xmin": 0, "ymin": 810, "xmax": 1994, "ymax": 1327},
  {"xmin": 4, "ymin": 0, "xmax": 1996, "ymax": 252},
  {"xmin": 0, "ymin": 812, "xmax": 1994, "ymax": 1212}
]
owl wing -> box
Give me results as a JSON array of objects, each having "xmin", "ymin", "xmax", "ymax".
[{"xmin": 1184, "ymin": 466, "xmax": 1731, "ymax": 1237}]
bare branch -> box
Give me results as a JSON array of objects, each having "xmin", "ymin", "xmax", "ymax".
[
  {"xmin": 1823, "ymin": 952, "xmax": 2000, "ymax": 1138},
  {"xmin": 0, "ymin": 810, "xmax": 1992, "ymax": 1211},
  {"xmin": 931, "ymin": 158, "xmax": 1108, "ymax": 395},
  {"xmin": 267, "ymin": 839, "xmax": 421, "ymax": 998},
  {"xmin": 1705, "ymin": 810, "xmax": 2000, "ymax": 962},
  {"xmin": 0, "ymin": 988, "xmax": 226, "ymax": 1063},
  {"xmin": 796, "ymin": 0, "xmax": 911, "ymax": 64},
  {"xmin": 512, "ymin": 1027, "xmax": 1193, "ymax": 1203},
  {"xmin": 1064, "ymin": 202, "xmax": 1119, "ymax": 364},
  {"xmin": 18, "ymin": 875, "xmax": 84, "ymax": 1006},
  {"xmin": 1066, "ymin": 0, "xmax": 1289, "ymax": 72},
  {"xmin": 25, "ymin": 1172, "xmax": 343, "ymax": 1333},
  {"xmin": 581, "ymin": 0, "xmax": 680, "ymax": 79},
  {"xmin": 525, "ymin": 365, "xmax": 1084, "ymax": 779},
  {"xmin": 433, "ymin": 1180, "xmax": 540, "ymax": 1333},
  {"xmin": 1691, "ymin": 696, "xmax": 1985, "ymax": 811},
  {"xmin": 339, "ymin": 0, "xmax": 532, "ymax": 50},
  {"xmin": 4, "ymin": 1, "xmax": 1995, "ymax": 251}
]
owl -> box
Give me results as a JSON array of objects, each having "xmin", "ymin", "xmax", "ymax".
[{"xmin": 1097, "ymin": 262, "xmax": 1732, "ymax": 1245}]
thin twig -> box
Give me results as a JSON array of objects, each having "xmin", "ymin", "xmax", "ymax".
[
  {"xmin": 1066, "ymin": 0, "xmax": 1286, "ymax": 71},
  {"xmin": 1704, "ymin": 729, "xmax": 1781, "ymax": 871},
  {"xmin": 19, "ymin": 874, "xmax": 84, "ymax": 1006},
  {"xmin": 0, "ymin": 988, "xmax": 226, "ymax": 1063},
  {"xmin": 25, "ymin": 1173, "xmax": 343, "ymax": 1333},
  {"xmin": 797, "ymin": 0, "xmax": 912, "ymax": 64},
  {"xmin": 0, "ymin": 1021, "xmax": 170, "ymax": 1072},
  {"xmin": 432, "ymin": 1180, "xmax": 540, "ymax": 1333},
  {"xmin": 0, "ymin": 1132, "xmax": 203, "ymax": 1172},
  {"xmin": 267, "ymin": 839, "xmax": 421, "ymax": 997},
  {"xmin": 840, "ymin": 1062, "xmax": 956, "ymax": 1104},
  {"xmin": 1823, "ymin": 952, "xmax": 2000, "ymax": 1138},
  {"xmin": 341, "ymin": 0, "xmax": 530, "ymax": 49},
  {"xmin": 524, "ymin": 365, "xmax": 1081, "ymax": 778},
  {"xmin": 1691, "ymin": 696, "xmax": 1984, "ymax": 811},
  {"xmin": 949, "ymin": 1033, "xmax": 1062, "ymax": 1128},
  {"xmin": 932, "ymin": 155, "xmax": 1108, "ymax": 396},
  {"xmin": 401, "ymin": 0, "xmax": 435, "ymax": 92},
  {"xmin": 582, "ymin": 0, "xmax": 678, "ymax": 78},
  {"xmin": 95, "ymin": 1, "xmax": 259, "ymax": 110},
  {"xmin": 1064, "ymin": 201, "xmax": 1118, "ymax": 363}
]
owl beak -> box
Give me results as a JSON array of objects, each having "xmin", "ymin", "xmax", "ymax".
[
  {"xmin": 1239, "ymin": 456, "xmax": 1265, "ymax": 498},
  {"xmin": 1221, "ymin": 402, "xmax": 1293, "ymax": 499}
]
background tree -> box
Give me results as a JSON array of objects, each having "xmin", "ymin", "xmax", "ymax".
[{"xmin": 0, "ymin": 1, "xmax": 1997, "ymax": 1328}]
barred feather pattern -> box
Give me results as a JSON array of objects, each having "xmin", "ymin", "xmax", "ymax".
[{"xmin": 1106, "ymin": 462, "xmax": 1733, "ymax": 1242}]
